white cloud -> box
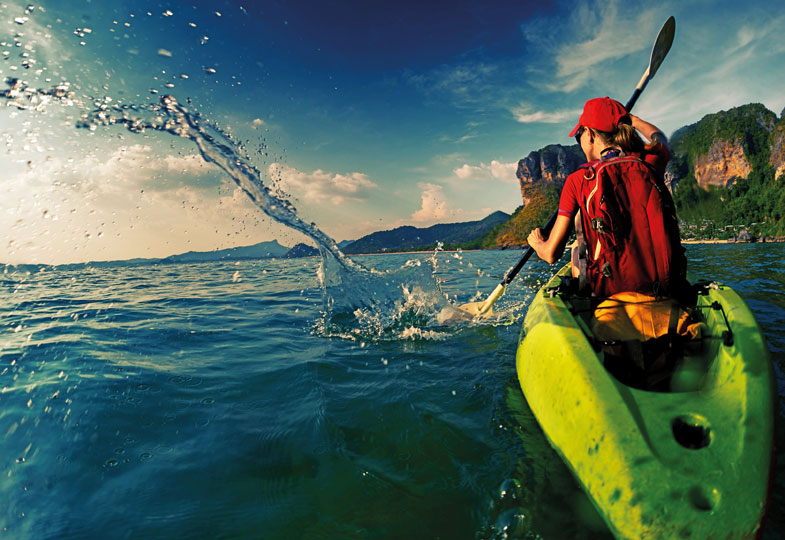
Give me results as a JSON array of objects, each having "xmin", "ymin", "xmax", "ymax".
[
  {"xmin": 521, "ymin": 0, "xmax": 660, "ymax": 93},
  {"xmin": 411, "ymin": 182, "xmax": 455, "ymax": 223},
  {"xmin": 3, "ymin": 4, "xmax": 72, "ymax": 67},
  {"xmin": 54, "ymin": 144, "xmax": 220, "ymax": 195},
  {"xmin": 406, "ymin": 61, "xmax": 502, "ymax": 109},
  {"xmin": 0, "ymin": 142, "xmax": 253, "ymax": 264},
  {"xmin": 453, "ymin": 160, "xmax": 517, "ymax": 184},
  {"xmin": 511, "ymin": 103, "xmax": 580, "ymax": 124},
  {"xmin": 269, "ymin": 163, "xmax": 377, "ymax": 205}
]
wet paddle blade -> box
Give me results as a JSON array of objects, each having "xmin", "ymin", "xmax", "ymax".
[
  {"xmin": 458, "ymin": 283, "xmax": 505, "ymax": 318},
  {"xmin": 458, "ymin": 301, "xmax": 494, "ymax": 318}
]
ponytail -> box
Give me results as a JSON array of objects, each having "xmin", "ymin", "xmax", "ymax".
[{"xmin": 595, "ymin": 123, "xmax": 646, "ymax": 154}]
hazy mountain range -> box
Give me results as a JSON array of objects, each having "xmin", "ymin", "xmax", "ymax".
[{"xmin": 3, "ymin": 213, "xmax": 509, "ymax": 270}]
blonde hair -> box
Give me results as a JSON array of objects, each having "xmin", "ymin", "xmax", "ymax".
[{"xmin": 594, "ymin": 123, "xmax": 654, "ymax": 154}]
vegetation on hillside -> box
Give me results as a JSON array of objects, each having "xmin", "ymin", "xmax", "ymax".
[
  {"xmin": 671, "ymin": 104, "xmax": 785, "ymax": 240},
  {"xmin": 481, "ymin": 184, "xmax": 561, "ymax": 249}
]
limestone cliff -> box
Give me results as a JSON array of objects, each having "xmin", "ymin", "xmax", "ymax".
[
  {"xmin": 516, "ymin": 144, "xmax": 584, "ymax": 205},
  {"xmin": 693, "ymin": 138, "xmax": 751, "ymax": 189},
  {"xmin": 770, "ymin": 110, "xmax": 785, "ymax": 180},
  {"xmin": 669, "ymin": 103, "xmax": 778, "ymax": 190}
]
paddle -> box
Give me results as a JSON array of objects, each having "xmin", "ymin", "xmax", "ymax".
[{"xmin": 459, "ymin": 16, "xmax": 676, "ymax": 318}]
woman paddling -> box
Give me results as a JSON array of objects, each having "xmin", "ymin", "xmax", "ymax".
[
  {"xmin": 526, "ymin": 96, "xmax": 688, "ymax": 301},
  {"xmin": 525, "ymin": 97, "xmax": 702, "ymax": 384}
]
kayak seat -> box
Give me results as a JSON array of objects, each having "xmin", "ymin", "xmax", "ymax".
[{"xmin": 589, "ymin": 292, "xmax": 708, "ymax": 392}]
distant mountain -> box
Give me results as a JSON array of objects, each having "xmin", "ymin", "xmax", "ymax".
[
  {"xmin": 284, "ymin": 243, "xmax": 319, "ymax": 258},
  {"xmin": 161, "ymin": 240, "xmax": 290, "ymax": 263},
  {"xmin": 2, "ymin": 240, "xmax": 300, "ymax": 271},
  {"xmin": 342, "ymin": 211, "xmax": 510, "ymax": 254}
]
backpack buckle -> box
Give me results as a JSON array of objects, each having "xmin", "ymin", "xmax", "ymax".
[{"xmin": 590, "ymin": 218, "xmax": 607, "ymax": 232}]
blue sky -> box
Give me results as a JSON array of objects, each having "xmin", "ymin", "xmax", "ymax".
[{"xmin": 2, "ymin": 0, "xmax": 785, "ymax": 264}]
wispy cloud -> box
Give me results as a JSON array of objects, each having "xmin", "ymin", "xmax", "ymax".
[
  {"xmin": 521, "ymin": 0, "xmax": 662, "ymax": 93},
  {"xmin": 453, "ymin": 160, "xmax": 517, "ymax": 183},
  {"xmin": 405, "ymin": 61, "xmax": 501, "ymax": 109},
  {"xmin": 511, "ymin": 103, "xmax": 579, "ymax": 124},
  {"xmin": 269, "ymin": 163, "xmax": 377, "ymax": 205}
]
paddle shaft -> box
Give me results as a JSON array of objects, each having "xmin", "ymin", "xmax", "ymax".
[
  {"xmin": 503, "ymin": 211, "xmax": 558, "ymax": 286},
  {"xmin": 472, "ymin": 212, "xmax": 558, "ymax": 316},
  {"xmin": 469, "ymin": 16, "xmax": 675, "ymax": 317}
]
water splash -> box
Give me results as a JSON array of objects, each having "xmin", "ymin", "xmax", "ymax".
[{"xmin": 2, "ymin": 78, "xmax": 474, "ymax": 338}]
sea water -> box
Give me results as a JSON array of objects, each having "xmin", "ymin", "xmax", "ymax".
[
  {"xmin": 2, "ymin": 245, "xmax": 784, "ymax": 539},
  {"xmin": 2, "ymin": 3, "xmax": 784, "ymax": 539}
]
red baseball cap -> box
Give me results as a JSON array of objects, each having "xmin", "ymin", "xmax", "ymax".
[{"xmin": 568, "ymin": 97, "xmax": 629, "ymax": 137}]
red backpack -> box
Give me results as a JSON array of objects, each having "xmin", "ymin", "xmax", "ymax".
[{"xmin": 577, "ymin": 155, "xmax": 686, "ymax": 298}]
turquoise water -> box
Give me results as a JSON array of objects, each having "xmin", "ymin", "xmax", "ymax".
[{"xmin": 2, "ymin": 244, "xmax": 784, "ymax": 539}]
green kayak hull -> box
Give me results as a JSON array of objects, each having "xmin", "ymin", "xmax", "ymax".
[{"xmin": 516, "ymin": 265, "xmax": 775, "ymax": 539}]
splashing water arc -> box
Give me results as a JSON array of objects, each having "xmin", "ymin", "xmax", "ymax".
[
  {"xmin": 87, "ymin": 93, "xmax": 363, "ymax": 273},
  {"xmin": 2, "ymin": 78, "xmax": 477, "ymax": 337}
]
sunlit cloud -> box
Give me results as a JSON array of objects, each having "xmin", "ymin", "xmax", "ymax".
[
  {"xmin": 1, "ymin": 146, "xmax": 266, "ymax": 264},
  {"xmin": 62, "ymin": 144, "xmax": 221, "ymax": 194},
  {"xmin": 453, "ymin": 160, "xmax": 517, "ymax": 184},
  {"xmin": 411, "ymin": 182, "xmax": 455, "ymax": 223},
  {"xmin": 511, "ymin": 103, "xmax": 579, "ymax": 124},
  {"xmin": 269, "ymin": 163, "xmax": 377, "ymax": 205}
]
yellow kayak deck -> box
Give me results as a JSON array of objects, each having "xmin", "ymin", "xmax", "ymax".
[{"xmin": 516, "ymin": 264, "xmax": 775, "ymax": 539}]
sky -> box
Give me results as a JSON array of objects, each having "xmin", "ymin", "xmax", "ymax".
[{"xmin": 2, "ymin": 0, "xmax": 785, "ymax": 264}]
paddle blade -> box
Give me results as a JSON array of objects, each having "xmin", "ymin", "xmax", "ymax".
[
  {"xmin": 458, "ymin": 283, "xmax": 506, "ymax": 318},
  {"xmin": 649, "ymin": 16, "xmax": 675, "ymax": 79},
  {"xmin": 458, "ymin": 300, "xmax": 494, "ymax": 318}
]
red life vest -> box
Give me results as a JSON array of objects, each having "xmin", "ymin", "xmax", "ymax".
[{"xmin": 577, "ymin": 154, "xmax": 686, "ymax": 298}]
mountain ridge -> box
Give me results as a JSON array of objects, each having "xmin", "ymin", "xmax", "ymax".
[{"xmin": 342, "ymin": 211, "xmax": 510, "ymax": 253}]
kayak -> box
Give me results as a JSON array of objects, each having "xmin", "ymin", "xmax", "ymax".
[{"xmin": 516, "ymin": 264, "xmax": 775, "ymax": 539}]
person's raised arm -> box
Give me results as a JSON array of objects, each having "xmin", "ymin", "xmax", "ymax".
[{"xmin": 629, "ymin": 113, "xmax": 667, "ymax": 144}]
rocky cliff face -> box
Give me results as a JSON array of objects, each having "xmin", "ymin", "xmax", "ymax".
[
  {"xmin": 693, "ymin": 138, "xmax": 751, "ymax": 189},
  {"xmin": 669, "ymin": 103, "xmax": 780, "ymax": 190},
  {"xmin": 516, "ymin": 144, "xmax": 584, "ymax": 205},
  {"xmin": 771, "ymin": 112, "xmax": 785, "ymax": 180}
]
